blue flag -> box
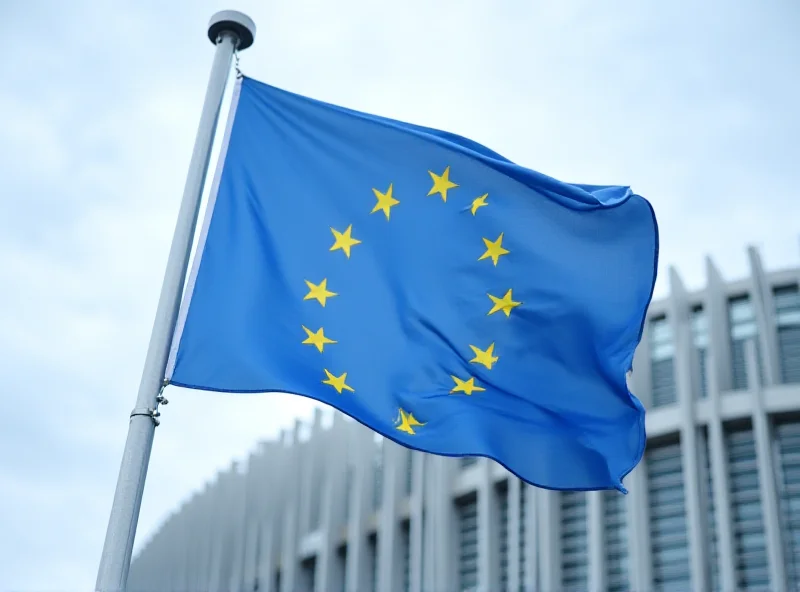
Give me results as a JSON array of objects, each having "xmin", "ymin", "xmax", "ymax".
[{"xmin": 166, "ymin": 76, "xmax": 658, "ymax": 492}]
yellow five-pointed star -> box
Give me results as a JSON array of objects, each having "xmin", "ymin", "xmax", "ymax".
[
  {"xmin": 450, "ymin": 375, "xmax": 486, "ymax": 395},
  {"xmin": 330, "ymin": 224, "xmax": 361, "ymax": 258},
  {"xmin": 487, "ymin": 289, "xmax": 522, "ymax": 317},
  {"xmin": 469, "ymin": 342, "xmax": 499, "ymax": 370},
  {"xmin": 303, "ymin": 278, "xmax": 337, "ymax": 307},
  {"xmin": 478, "ymin": 232, "xmax": 510, "ymax": 266},
  {"xmin": 427, "ymin": 166, "xmax": 458, "ymax": 202},
  {"xmin": 470, "ymin": 193, "xmax": 489, "ymax": 215},
  {"xmin": 322, "ymin": 369, "xmax": 354, "ymax": 394},
  {"xmin": 370, "ymin": 183, "xmax": 400, "ymax": 220},
  {"xmin": 301, "ymin": 326, "xmax": 337, "ymax": 352},
  {"xmin": 396, "ymin": 408, "xmax": 425, "ymax": 435}
]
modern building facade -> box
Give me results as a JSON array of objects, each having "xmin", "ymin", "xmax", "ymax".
[{"xmin": 128, "ymin": 245, "xmax": 800, "ymax": 592}]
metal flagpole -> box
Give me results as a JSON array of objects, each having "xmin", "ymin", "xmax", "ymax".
[{"xmin": 95, "ymin": 10, "xmax": 256, "ymax": 592}]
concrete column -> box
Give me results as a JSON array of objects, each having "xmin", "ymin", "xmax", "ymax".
[
  {"xmin": 316, "ymin": 412, "xmax": 348, "ymax": 592},
  {"xmin": 507, "ymin": 476, "xmax": 521, "ymax": 592},
  {"xmin": 669, "ymin": 266, "xmax": 709, "ymax": 592},
  {"xmin": 426, "ymin": 455, "xmax": 456, "ymax": 591},
  {"xmin": 228, "ymin": 459, "xmax": 250, "ymax": 591},
  {"xmin": 209, "ymin": 467, "xmax": 236, "ymax": 592},
  {"xmin": 748, "ymin": 246, "xmax": 781, "ymax": 385},
  {"xmin": 748, "ymin": 340, "xmax": 788, "ymax": 592},
  {"xmin": 240, "ymin": 520, "xmax": 259, "ymax": 592},
  {"xmin": 377, "ymin": 441, "xmax": 403, "ymax": 592},
  {"xmin": 629, "ymin": 319, "xmax": 653, "ymax": 408},
  {"xmin": 344, "ymin": 423, "xmax": 374, "ymax": 592},
  {"xmin": 409, "ymin": 452, "xmax": 425, "ymax": 592},
  {"xmin": 476, "ymin": 459, "xmax": 499, "ymax": 592},
  {"xmin": 705, "ymin": 257, "xmax": 733, "ymax": 392},
  {"xmin": 191, "ymin": 482, "xmax": 214, "ymax": 592},
  {"xmin": 254, "ymin": 438, "xmax": 285, "ymax": 592},
  {"xmin": 537, "ymin": 489, "xmax": 560, "ymax": 591},
  {"xmin": 421, "ymin": 453, "xmax": 435, "ymax": 592},
  {"xmin": 522, "ymin": 484, "xmax": 538, "ymax": 592},
  {"xmin": 626, "ymin": 463, "xmax": 653, "ymax": 592},
  {"xmin": 242, "ymin": 449, "xmax": 272, "ymax": 592},
  {"xmin": 280, "ymin": 421, "xmax": 304, "ymax": 592},
  {"xmin": 175, "ymin": 503, "xmax": 192, "ymax": 592},
  {"xmin": 705, "ymin": 351, "xmax": 737, "ymax": 592},
  {"xmin": 182, "ymin": 491, "xmax": 202, "ymax": 592}
]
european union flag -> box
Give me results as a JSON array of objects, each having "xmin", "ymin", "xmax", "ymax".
[{"xmin": 166, "ymin": 76, "xmax": 658, "ymax": 492}]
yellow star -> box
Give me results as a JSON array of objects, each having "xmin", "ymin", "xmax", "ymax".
[
  {"xmin": 469, "ymin": 342, "xmax": 499, "ymax": 370},
  {"xmin": 370, "ymin": 183, "xmax": 400, "ymax": 220},
  {"xmin": 330, "ymin": 225, "xmax": 361, "ymax": 258},
  {"xmin": 303, "ymin": 279, "xmax": 337, "ymax": 307},
  {"xmin": 322, "ymin": 369, "xmax": 354, "ymax": 394},
  {"xmin": 487, "ymin": 289, "xmax": 522, "ymax": 317},
  {"xmin": 450, "ymin": 375, "xmax": 486, "ymax": 395},
  {"xmin": 395, "ymin": 408, "xmax": 425, "ymax": 435},
  {"xmin": 427, "ymin": 166, "xmax": 458, "ymax": 202},
  {"xmin": 478, "ymin": 232, "xmax": 509, "ymax": 266},
  {"xmin": 301, "ymin": 326, "xmax": 336, "ymax": 352},
  {"xmin": 470, "ymin": 194, "xmax": 489, "ymax": 215}
]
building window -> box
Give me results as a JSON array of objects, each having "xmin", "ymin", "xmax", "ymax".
[
  {"xmin": 774, "ymin": 285, "xmax": 800, "ymax": 384},
  {"xmin": 691, "ymin": 306, "xmax": 709, "ymax": 398},
  {"xmin": 649, "ymin": 316, "xmax": 676, "ymax": 407},
  {"xmin": 604, "ymin": 490, "xmax": 629, "ymax": 592},
  {"xmin": 300, "ymin": 556, "xmax": 316, "ymax": 592},
  {"xmin": 336, "ymin": 545, "xmax": 348, "ymax": 592},
  {"xmin": 775, "ymin": 419, "xmax": 800, "ymax": 590},
  {"xmin": 461, "ymin": 456, "xmax": 478, "ymax": 468},
  {"xmin": 368, "ymin": 533, "xmax": 378, "ymax": 592},
  {"xmin": 647, "ymin": 439, "xmax": 691, "ymax": 591},
  {"xmin": 699, "ymin": 430, "xmax": 720, "ymax": 591},
  {"xmin": 457, "ymin": 493, "xmax": 479, "ymax": 592},
  {"xmin": 728, "ymin": 295, "xmax": 762, "ymax": 390},
  {"xmin": 498, "ymin": 482, "xmax": 509, "ymax": 591},
  {"xmin": 401, "ymin": 521, "xmax": 411, "ymax": 592},
  {"xmin": 560, "ymin": 491, "xmax": 588, "ymax": 592},
  {"xmin": 727, "ymin": 427, "xmax": 769, "ymax": 590}
]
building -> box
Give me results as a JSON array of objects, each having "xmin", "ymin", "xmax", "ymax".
[{"xmin": 128, "ymin": 245, "xmax": 800, "ymax": 592}]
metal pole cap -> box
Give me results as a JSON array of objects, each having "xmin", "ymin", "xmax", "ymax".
[{"xmin": 207, "ymin": 10, "xmax": 256, "ymax": 50}]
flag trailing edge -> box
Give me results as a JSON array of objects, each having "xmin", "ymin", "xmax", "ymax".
[{"xmin": 164, "ymin": 75, "xmax": 659, "ymax": 492}]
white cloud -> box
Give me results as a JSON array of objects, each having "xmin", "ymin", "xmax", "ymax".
[{"xmin": 0, "ymin": 0, "xmax": 797, "ymax": 589}]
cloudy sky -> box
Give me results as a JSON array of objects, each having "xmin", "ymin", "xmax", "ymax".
[{"xmin": 1, "ymin": 0, "xmax": 798, "ymax": 589}]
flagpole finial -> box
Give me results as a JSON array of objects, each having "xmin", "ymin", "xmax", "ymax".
[{"xmin": 208, "ymin": 10, "xmax": 256, "ymax": 50}]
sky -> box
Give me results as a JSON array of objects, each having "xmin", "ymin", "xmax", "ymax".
[{"xmin": 0, "ymin": 0, "xmax": 798, "ymax": 589}]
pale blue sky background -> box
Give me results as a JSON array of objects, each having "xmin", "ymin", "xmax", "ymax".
[{"xmin": 1, "ymin": 0, "xmax": 798, "ymax": 590}]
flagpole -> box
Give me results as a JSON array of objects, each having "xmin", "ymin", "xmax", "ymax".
[{"xmin": 95, "ymin": 11, "xmax": 255, "ymax": 592}]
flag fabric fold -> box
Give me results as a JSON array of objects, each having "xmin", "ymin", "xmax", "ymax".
[{"xmin": 166, "ymin": 75, "xmax": 658, "ymax": 492}]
